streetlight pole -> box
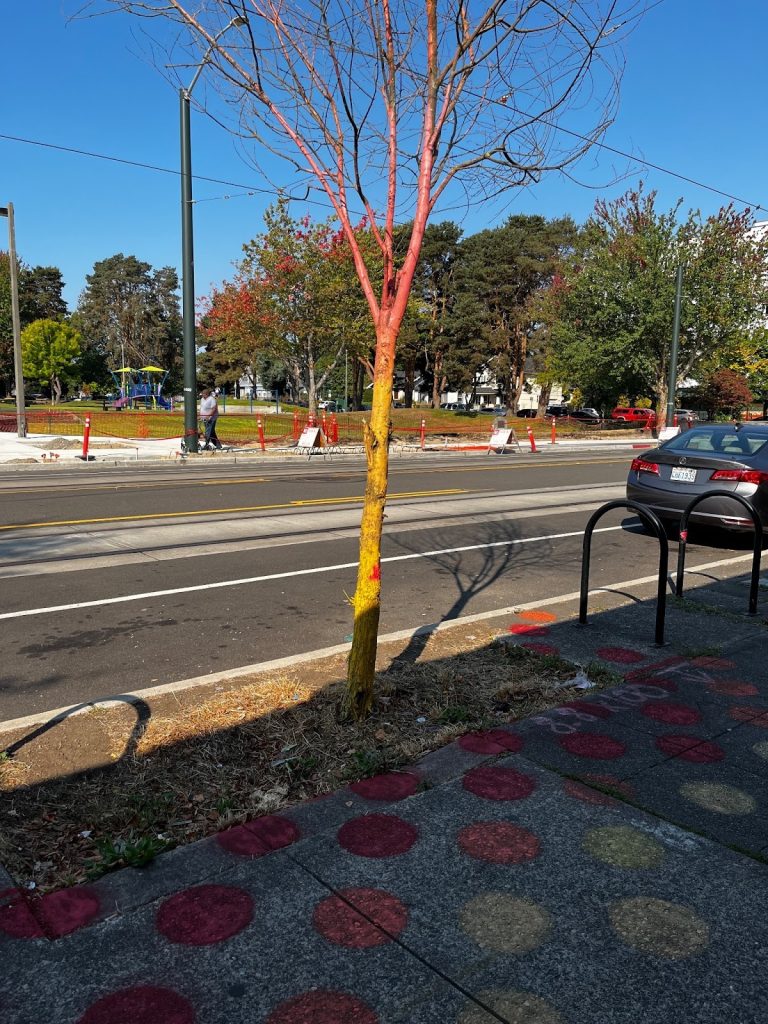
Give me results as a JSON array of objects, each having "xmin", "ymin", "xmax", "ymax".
[
  {"xmin": 0, "ymin": 203, "xmax": 26, "ymax": 438},
  {"xmin": 179, "ymin": 15, "xmax": 246, "ymax": 454},
  {"xmin": 179, "ymin": 90, "xmax": 198, "ymax": 451}
]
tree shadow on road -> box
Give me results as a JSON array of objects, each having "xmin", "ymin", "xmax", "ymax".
[{"xmin": 384, "ymin": 520, "xmax": 553, "ymax": 665}]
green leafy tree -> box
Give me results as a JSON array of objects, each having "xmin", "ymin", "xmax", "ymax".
[
  {"xmin": 19, "ymin": 266, "xmax": 67, "ymax": 325},
  {"xmin": 21, "ymin": 319, "xmax": 82, "ymax": 403},
  {"xmin": 408, "ymin": 221, "xmax": 463, "ymax": 407},
  {"xmin": 733, "ymin": 329, "xmax": 768, "ymax": 417},
  {"xmin": 545, "ymin": 187, "xmax": 768, "ymax": 413},
  {"xmin": 452, "ymin": 215, "xmax": 577, "ymax": 411},
  {"xmin": 202, "ymin": 204, "xmax": 375, "ymax": 415},
  {"xmin": 77, "ymin": 254, "xmax": 182, "ymax": 380}
]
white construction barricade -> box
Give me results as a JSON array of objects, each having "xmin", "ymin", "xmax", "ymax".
[{"xmin": 488, "ymin": 426, "xmax": 523, "ymax": 455}]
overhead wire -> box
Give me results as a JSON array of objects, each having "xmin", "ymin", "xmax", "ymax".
[{"xmin": 1, "ymin": 86, "xmax": 766, "ymax": 215}]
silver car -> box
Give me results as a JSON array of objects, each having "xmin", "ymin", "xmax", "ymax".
[{"xmin": 626, "ymin": 423, "xmax": 768, "ymax": 530}]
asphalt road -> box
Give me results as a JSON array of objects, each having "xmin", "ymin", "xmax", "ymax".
[{"xmin": 0, "ymin": 449, "xmax": 732, "ymax": 722}]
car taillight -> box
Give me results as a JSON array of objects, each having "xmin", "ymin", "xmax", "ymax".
[
  {"xmin": 631, "ymin": 458, "xmax": 659, "ymax": 475},
  {"xmin": 710, "ymin": 469, "xmax": 768, "ymax": 485}
]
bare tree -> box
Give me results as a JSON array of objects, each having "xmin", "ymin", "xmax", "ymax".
[{"xmin": 95, "ymin": 0, "xmax": 643, "ymax": 717}]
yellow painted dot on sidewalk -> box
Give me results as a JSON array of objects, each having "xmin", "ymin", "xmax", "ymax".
[
  {"xmin": 679, "ymin": 781, "xmax": 756, "ymax": 815},
  {"xmin": 608, "ymin": 897, "xmax": 709, "ymax": 958},
  {"xmin": 459, "ymin": 893, "xmax": 551, "ymax": 953},
  {"xmin": 458, "ymin": 989, "xmax": 563, "ymax": 1024},
  {"xmin": 582, "ymin": 826, "xmax": 665, "ymax": 869}
]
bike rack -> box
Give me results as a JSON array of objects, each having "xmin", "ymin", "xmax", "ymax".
[
  {"xmin": 676, "ymin": 490, "xmax": 763, "ymax": 615},
  {"xmin": 580, "ymin": 500, "xmax": 669, "ymax": 646}
]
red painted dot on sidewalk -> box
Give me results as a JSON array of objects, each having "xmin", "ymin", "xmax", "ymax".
[
  {"xmin": 458, "ymin": 729, "xmax": 524, "ymax": 755},
  {"xmin": 706, "ymin": 679, "xmax": 759, "ymax": 697},
  {"xmin": 690, "ymin": 656, "xmax": 735, "ymax": 670},
  {"xmin": 247, "ymin": 815, "xmax": 300, "ymax": 851},
  {"xmin": 458, "ymin": 822, "xmax": 541, "ymax": 863},
  {"xmin": 218, "ymin": 815, "xmax": 300, "ymax": 857},
  {"xmin": 643, "ymin": 678, "xmax": 679, "ymax": 692},
  {"xmin": 462, "ymin": 765, "xmax": 537, "ymax": 801},
  {"xmin": 563, "ymin": 779, "xmax": 617, "ymax": 807},
  {"xmin": 156, "ymin": 885, "xmax": 253, "ymax": 946},
  {"xmin": 580, "ymin": 773, "xmax": 635, "ymax": 800},
  {"xmin": 35, "ymin": 887, "xmax": 101, "ymax": 939},
  {"xmin": 508, "ymin": 624, "xmax": 550, "ymax": 637},
  {"xmin": 266, "ymin": 990, "xmax": 379, "ymax": 1024},
  {"xmin": 521, "ymin": 641, "xmax": 559, "ymax": 655},
  {"xmin": 350, "ymin": 772, "xmax": 419, "ymax": 801},
  {"xmin": 559, "ymin": 734, "xmax": 626, "ymax": 760},
  {"xmin": 77, "ymin": 985, "xmax": 195, "ymax": 1024},
  {"xmin": 656, "ymin": 735, "xmax": 725, "ymax": 763},
  {"xmin": 640, "ymin": 701, "xmax": 702, "ymax": 726},
  {"xmin": 0, "ymin": 893, "xmax": 45, "ymax": 939},
  {"xmin": 596, "ymin": 647, "xmax": 646, "ymax": 664},
  {"xmin": 337, "ymin": 814, "xmax": 418, "ymax": 858},
  {"xmin": 517, "ymin": 609, "xmax": 557, "ymax": 624},
  {"xmin": 313, "ymin": 888, "xmax": 407, "ymax": 948},
  {"xmin": 730, "ymin": 707, "xmax": 768, "ymax": 726}
]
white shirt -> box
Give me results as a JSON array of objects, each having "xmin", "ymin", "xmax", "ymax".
[{"xmin": 200, "ymin": 395, "xmax": 217, "ymax": 418}]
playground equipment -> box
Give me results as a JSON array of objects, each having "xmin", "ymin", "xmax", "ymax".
[{"xmin": 110, "ymin": 366, "xmax": 172, "ymax": 410}]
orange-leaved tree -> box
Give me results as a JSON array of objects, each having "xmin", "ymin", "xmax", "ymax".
[{"xmin": 103, "ymin": 0, "xmax": 643, "ymax": 717}]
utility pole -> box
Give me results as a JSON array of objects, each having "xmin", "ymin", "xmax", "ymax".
[
  {"xmin": 0, "ymin": 203, "xmax": 27, "ymax": 438},
  {"xmin": 179, "ymin": 15, "xmax": 247, "ymax": 454},
  {"xmin": 179, "ymin": 88, "xmax": 198, "ymax": 452},
  {"xmin": 665, "ymin": 265, "xmax": 685, "ymax": 429}
]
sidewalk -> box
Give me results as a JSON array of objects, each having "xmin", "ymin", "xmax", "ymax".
[
  {"xmin": 2, "ymin": 569, "xmax": 768, "ymax": 1022},
  {"xmin": 0, "ymin": 428, "xmax": 649, "ymax": 466}
]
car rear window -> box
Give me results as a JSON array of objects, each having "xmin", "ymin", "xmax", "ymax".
[{"xmin": 664, "ymin": 428, "xmax": 768, "ymax": 456}]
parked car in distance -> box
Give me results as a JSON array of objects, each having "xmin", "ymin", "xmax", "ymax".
[
  {"xmin": 545, "ymin": 404, "xmax": 570, "ymax": 418},
  {"xmin": 611, "ymin": 406, "xmax": 654, "ymax": 423},
  {"xmin": 480, "ymin": 405, "xmax": 506, "ymax": 415},
  {"xmin": 674, "ymin": 409, "xmax": 699, "ymax": 422},
  {"xmin": 569, "ymin": 408, "xmax": 601, "ymax": 422},
  {"xmin": 626, "ymin": 423, "xmax": 768, "ymax": 530},
  {"xmin": 517, "ymin": 408, "xmax": 537, "ymax": 418},
  {"xmin": 318, "ymin": 400, "xmax": 337, "ymax": 412}
]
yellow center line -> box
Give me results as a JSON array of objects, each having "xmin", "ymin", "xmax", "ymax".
[
  {"xmin": 0, "ymin": 456, "xmax": 630, "ymax": 495},
  {"xmin": 0, "ymin": 488, "xmax": 467, "ymax": 531}
]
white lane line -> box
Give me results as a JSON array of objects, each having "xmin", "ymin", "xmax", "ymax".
[
  {"xmin": 0, "ymin": 550, "xmax": 754, "ymax": 734},
  {"xmin": 0, "ymin": 524, "xmax": 627, "ymax": 621}
]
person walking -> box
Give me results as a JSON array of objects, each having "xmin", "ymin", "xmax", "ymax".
[{"xmin": 199, "ymin": 388, "xmax": 223, "ymax": 450}]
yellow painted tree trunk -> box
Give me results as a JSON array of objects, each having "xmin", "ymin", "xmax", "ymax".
[{"xmin": 344, "ymin": 330, "xmax": 395, "ymax": 719}]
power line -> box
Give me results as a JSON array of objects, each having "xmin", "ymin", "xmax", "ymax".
[
  {"xmin": 525, "ymin": 114, "xmax": 768, "ymax": 214},
  {"xmin": 2, "ymin": 109, "xmax": 766, "ymax": 216},
  {"xmin": 0, "ymin": 131, "xmax": 274, "ymax": 196}
]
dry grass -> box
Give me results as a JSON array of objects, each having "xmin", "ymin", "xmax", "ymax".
[{"xmin": 0, "ymin": 640, "xmax": 620, "ymax": 893}]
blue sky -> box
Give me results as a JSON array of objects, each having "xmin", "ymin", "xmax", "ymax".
[{"xmin": 2, "ymin": 1, "xmax": 767, "ymax": 311}]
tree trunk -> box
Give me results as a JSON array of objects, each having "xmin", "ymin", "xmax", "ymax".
[
  {"xmin": 307, "ymin": 347, "xmax": 317, "ymax": 417},
  {"xmin": 403, "ymin": 358, "xmax": 415, "ymax": 408},
  {"xmin": 656, "ymin": 379, "xmax": 668, "ymax": 427},
  {"xmin": 537, "ymin": 384, "xmax": 551, "ymax": 417},
  {"xmin": 431, "ymin": 349, "xmax": 443, "ymax": 407},
  {"xmin": 344, "ymin": 325, "xmax": 396, "ymax": 719}
]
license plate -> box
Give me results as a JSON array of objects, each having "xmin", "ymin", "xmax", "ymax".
[{"xmin": 671, "ymin": 466, "xmax": 696, "ymax": 482}]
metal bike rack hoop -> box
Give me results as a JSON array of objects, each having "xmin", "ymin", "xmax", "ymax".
[
  {"xmin": 579, "ymin": 499, "xmax": 669, "ymax": 646},
  {"xmin": 676, "ymin": 490, "xmax": 763, "ymax": 615}
]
